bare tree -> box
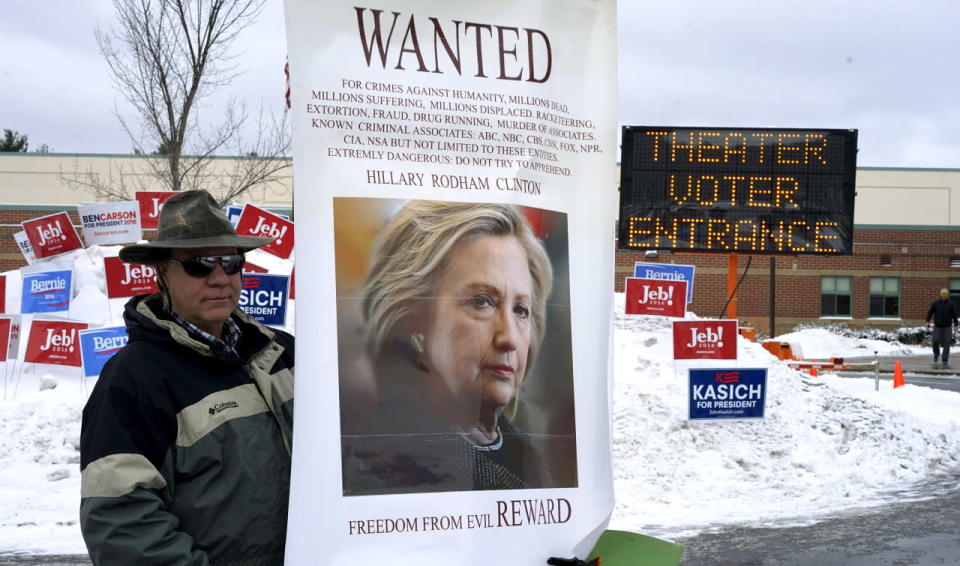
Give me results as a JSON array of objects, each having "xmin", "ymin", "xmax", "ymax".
[{"xmin": 63, "ymin": 0, "xmax": 291, "ymax": 205}]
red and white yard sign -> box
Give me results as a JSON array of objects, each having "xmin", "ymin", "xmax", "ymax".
[
  {"xmin": 673, "ymin": 319, "xmax": 738, "ymax": 360},
  {"xmin": 135, "ymin": 191, "xmax": 177, "ymax": 230},
  {"xmin": 625, "ymin": 277, "xmax": 687, "ymax": 317},
  {"xmin": 22, "ymin": 212, "xmax": 83, "ymax": 260},
  {"xmin": 0, "ymin": 317, "xmax": 11, "ymax": 362},
  {"xmin": 25, "ymin": 319, "xmax": 89, "ymax": 367},
  {"xmin": 104, "ymin": 256, "xmax": 160, "ymax": 298},
  {"xmin": 235, "ymin": 204, "xmax": 294, "ymax": 259}
]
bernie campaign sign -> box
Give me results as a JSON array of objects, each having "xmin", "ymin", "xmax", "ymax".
[
  {"xmin": 80, "ymin": 326, "xmax": 129, "ymax": 378},
  {"xmin": 239, "ymin": 274, "xmax": 289, "ymax": 327},
  {"xmin": 21, "ymin": 270, "xmax": 73, "ymax": 314},
  {"xmin": 633, "ymin": 262, "xmax": 695, "ymax": 303},
  {"xmin": 689, "ymin": 367, "xmax": 767, "ymax": 420}
]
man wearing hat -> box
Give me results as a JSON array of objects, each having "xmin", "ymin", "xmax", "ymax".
[
  {"xmin": 925, "ymin": 288, "xmax": 958, "ymax": 368},
  {"xmin": 79, "ymin": 190, "xmax": 295, "ymax": 565}
]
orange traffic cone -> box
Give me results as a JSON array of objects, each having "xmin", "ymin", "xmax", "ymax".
[
  {"xmin": 809, "ymin": 367, "xmax": 818, "ymax": 377},
  {"xmin": 893, "ymin": 360, "xmax": 905, "ymax": 388}
]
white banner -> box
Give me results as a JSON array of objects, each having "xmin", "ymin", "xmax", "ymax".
[
  {"xmin": 284, "ymin": 1, "xmax": 617, "ymax": 564},
  {"xmin": 78, "ymin": 201, "xmax": 141, "ymax": 246}
]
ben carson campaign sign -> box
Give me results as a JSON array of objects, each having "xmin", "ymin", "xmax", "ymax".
[
  {"xmin": 235, "ymin": 204, "xmax": 294, "ymax": 259},
  {"xmin": 625, "ymin": 277, "xmax": 687, "ymax": 317},
  {"xmin": 104, "ymin": 256, "xmax": 159, "ymax": 298},
  {"xmin": 21, "ymin": 270, "xmax": 73, "ymax": 314},
  {"xmin": 673, "ymin": 320, "xmax": 738, "ymax": 360},
  {"xmin": 689, "ymin": 368, "xmax": 767, "ymax": 420},
  {"xmin": 634, "ymin": 262, "xmax": 695, "ymax": 303},
  {"xmin": 25, "ymin": 319, "xmax": 89, "ymax": 367},
  {"xmin": 80, "ymin": 326, "xmax": 129, "ymax": 378},
  {"xmin": 135, "ymin": 191, "xmax": 176, "ymax": 230},
  {"xmin": 239, "ymin": 274, "xmax": 289, "ymax": 327},
  {"xmin": 22, "ymin": 212, "xmax": 83, "ymax": 260},
  {"xmin": 79, "ymin": 201, "xmax": 141, "ymax": 245},
  {"xmin": 13, "ymin": 231, "xmax": 36, "ymax": 264}
]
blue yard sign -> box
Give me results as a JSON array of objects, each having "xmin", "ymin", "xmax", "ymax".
[
  {"xmin": 633, "ymin": 262, "xmax": 695, "ymax": 303},
  {"xmin": 239, "ymin": 274, "xmax": 289, "ymax": 327},
  {"xmin": 21, "ymin": 270, "xmax": 73, "ymax": 314},
  {"xmin": 688, "ymin": 368, "xmax": 767, "ymax": 420},
  {"xmin": 225, "ymin": 205, "xmax": 244, "ymax": 227},
  {"xmin": 79, "ymin": 326, "xmax": 129, "ymax": 378}
]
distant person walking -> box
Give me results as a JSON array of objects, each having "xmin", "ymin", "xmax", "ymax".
[{"xmin": 925, "ymin": 288, "xmax": 958, "ymax": 368}]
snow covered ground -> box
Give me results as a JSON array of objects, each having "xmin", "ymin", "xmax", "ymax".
[{"xmin": 2, "ymin": 249, "xmax": 959, "ymax": 554}]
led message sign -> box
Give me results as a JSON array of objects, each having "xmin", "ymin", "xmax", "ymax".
[{"xmin": 618, "ymin": 126, "xmax": 858, "ymax": 255}]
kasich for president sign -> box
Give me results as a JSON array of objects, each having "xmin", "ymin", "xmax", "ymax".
[
  {"xmin": 689, "ymin": 368, "xmax": 767, "ymax": 420},
  {"xmin": 625, "ymin": 277, "xmax": 687, "ymax": 317},
  {"xmin": 673, "ymin": 320, "xmax": 738, "ymax": 360},
  {"xmin": 239, "ymin": 274, "xmax": 289, "ymax": 327}
]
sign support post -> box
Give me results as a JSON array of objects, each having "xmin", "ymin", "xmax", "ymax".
[{"xmin": 727, "ymin": 254, "xmax": 738, "ymax": 319}]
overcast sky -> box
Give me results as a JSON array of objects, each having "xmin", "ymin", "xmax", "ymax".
[{"xmin": 1, "ymin": 1, "xmax": 958, "ymax": 168}]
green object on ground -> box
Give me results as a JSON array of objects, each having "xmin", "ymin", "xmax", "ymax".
[{"xmin": 586, "ymin": 530, "xmax": 684, "ymax": 566}]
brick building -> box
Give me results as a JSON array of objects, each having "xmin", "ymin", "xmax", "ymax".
[
  {"xmin": 615, "ymin": 167, "xmax": 960, "ymax": 335},
  {"xmin": 2, "ymin": 153, "xmax": 959, "ymax": 335}
]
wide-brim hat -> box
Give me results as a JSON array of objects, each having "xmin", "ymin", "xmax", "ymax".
[{"xmin": 119, "ymin": 190, "xmax": 274, "ymax": 265}]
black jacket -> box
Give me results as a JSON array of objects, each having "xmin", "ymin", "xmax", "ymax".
[
  {"xmin": 926, "ymin": 298, "xmax": 958, "ymax": 328},
  {"xmin": 80, "ymin": 294, "xmax": 294, "ymax": 565}
]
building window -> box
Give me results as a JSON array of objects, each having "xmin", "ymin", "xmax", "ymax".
[
  {"xmin": 950, "ymin": 279, "xmax": 960, "ymax": 302},
  {"xmin": 879, "ymin": 254, "xmax": 892, "ymax": 267},
  {"xmin": 869, "ymin": 277, "xmax": 900, "ymax": 318},
  {"xmin": 821, "ymin": 276, "xmax": 851, "ymax": 317}
]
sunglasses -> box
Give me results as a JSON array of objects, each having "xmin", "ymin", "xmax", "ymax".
[{"xmin": 169, "ymin": 254, "xmax": 245, "ymax": 277}]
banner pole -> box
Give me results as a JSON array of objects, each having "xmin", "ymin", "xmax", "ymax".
[{"xmin": 727, "ymin": 253, "xmax": 739, "ymax": 319}]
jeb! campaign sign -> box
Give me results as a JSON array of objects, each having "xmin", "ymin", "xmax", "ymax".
[
  {"xmin": 624, "ymin": 277, "xmax": 687, "ymax": 317},
  {"xmin": 25, "ymin": 320, "xmax": 89, "ymax": 367},
  {"xmin": 235, "ymin": 205, "xmax": 294, "ymax": 259},
  {"xmin": 22, "ymin": 212, "xmax": 83, "ymax": 260},
  {"xmin": 104, "ymin": 256, "xmax": 159, "ymax": 298},
  {"xmin": 21, "ymin": 270, "xmax": 73, "ymax": 314},
  {"xmin": 80, "ymin": 326, "xmax": 129, "ymax": 377},
  {"xmin": 135, "ymin": 191, "xmax": 176, "ymax": 230},
  {"xmin": 689, "ymin": 368, "xmax": 767, "ymax": 420},
  {"xmin": 239, "ymin": 274, "xmax": 289, "ymax": 326},
  {"xmin": 634, "ymin": 262, "xmax": 695, "ymax": 303},
  {"xmin": 673, "ymin": 320, "xmax": 738, "ymax": 360}
]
